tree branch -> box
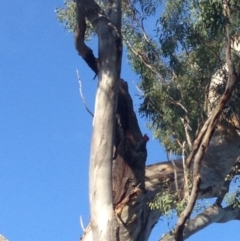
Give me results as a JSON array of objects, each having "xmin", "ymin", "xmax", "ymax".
[
  {"xmin": 74, "ymin": 0, "xmax": 100, "ymax": 75},
  {"xmin": 161, "ymin": 204, "xmax": 240, "ymax": 241},
  {"xmin": 174, "ymin": 3, "xmax": 240, "ymax": 239},
  {"xmin": 76, "ymin": 69, "xmax": 94, "ymax": 117}
]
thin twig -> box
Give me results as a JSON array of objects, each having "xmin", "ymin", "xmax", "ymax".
[
  {"xmin": 168, "ymin": 150, "xmax": 180, "ymax": 199},
  {"xmin": 76, "ymin": 69, "xmax": 94, "ymax": 117},
  {"xmin": 182, "ymin": 141, "xmax": 190, "ymax": 201},
  {"xmin": 80, "ymin": 216, "xmax": 86, "ymax": 232},
  {"xmin": 180, "ymin": 117, "xmax": 192, "ymax": 150}
]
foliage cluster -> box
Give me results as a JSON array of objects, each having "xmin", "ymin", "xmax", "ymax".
[
  {"xmin": 55, "ymin": 0, "xmax": 76, "ymax": 32},
  {"xmin": 55, "ymin": 0, "xmax": 94, "ymax": 39},
  {"xmin": 149, "ymin": 190, "xmax": 187, "ymax": 217},
  {"xmin": 56, "ymin": 0, "xmax": 240, "ymax": 155},
  {"xmin": 56, "ymin": 0, "xmax": 240, "ymax": 218}
]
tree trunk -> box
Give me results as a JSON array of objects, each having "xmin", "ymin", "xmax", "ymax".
[
  {"xmin": 76, "ymin": 1, "xmax": 240, "ymax": 240},
  {"xmin": 75, "ymin": 0, "xmax": 122, "ymax": 240},
  {"xmin": 80, "ymin": 77, "xmax": 240, "ymax": 241}
]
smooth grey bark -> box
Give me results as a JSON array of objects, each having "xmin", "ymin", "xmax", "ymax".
[
  {"xmin": 75, "ymin": 0, "xmax": 122, "ymax": 240},
  {"xmin": 0, "ymin": 235, "xmax": 8, "ymax": 241},
  {"xmin": 161, "ymin": 204, "xmax": 240, "ymax": 241}
]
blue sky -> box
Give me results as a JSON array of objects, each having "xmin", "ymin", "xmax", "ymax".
[{"xmin": 0, "ymin": 1, "xmax": 238, "ymax": 241}]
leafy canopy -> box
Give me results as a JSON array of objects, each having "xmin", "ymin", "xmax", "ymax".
[{"xmin": 56, "ymin": 0, "xmax": 240, "ymax": 155}]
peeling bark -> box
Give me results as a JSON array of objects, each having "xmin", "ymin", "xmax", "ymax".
[{"xmin": 113, "ymin": 80, "xmax": 146, "ymax": 206}]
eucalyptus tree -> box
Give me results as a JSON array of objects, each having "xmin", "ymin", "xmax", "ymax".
[{"xmin": 56, "ymin": 0, "xmax": 240, "ymax": 240}]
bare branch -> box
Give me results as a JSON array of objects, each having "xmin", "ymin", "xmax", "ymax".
[
  {"xmin": 0, "ymin": 234, "xmax": 9, "ymax": 241},
  {"xmin": 162, "ymin": 204, "xmax": 240, "ymax": 241},
  {"xmin": 182, "ymin": 142, "xmax": 190, "ymax": 201},
  {"xmin": 168, "ymin": 151, "xmax": 180, "ymax": 198},
  {"xmin": 80, "ymin": 216, "xmax": 86, "ymax": 232},
  {"xmin": 180, "ymin": 118, "xmax": 192, "ymax": 150},
  {"xmin": 76, "ymin": 69, "xmax": 94, "ymax": 117}
]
